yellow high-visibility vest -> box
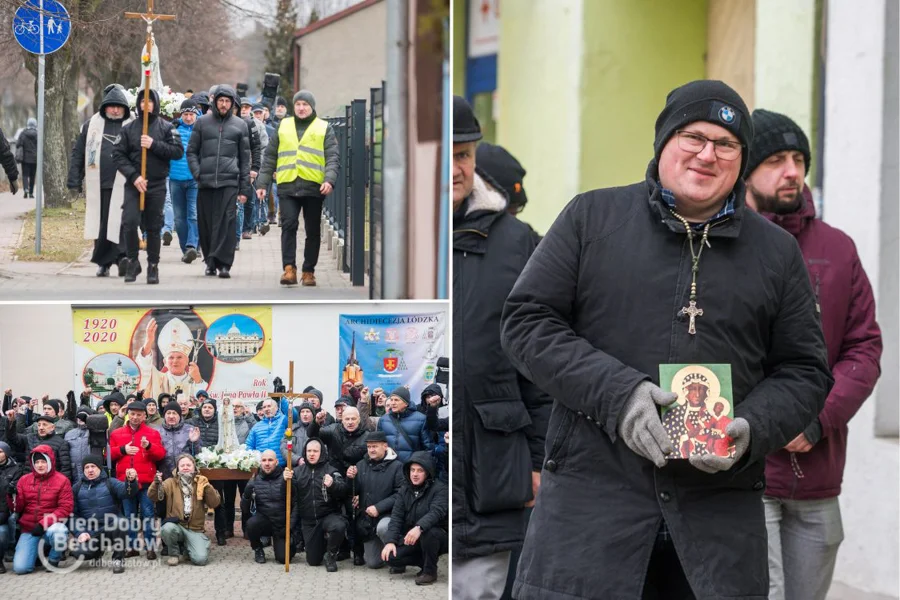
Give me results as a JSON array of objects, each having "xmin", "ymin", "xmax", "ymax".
[{"xmin": 275, "ymin": 117, "xmax": 328, "ymax": 185}]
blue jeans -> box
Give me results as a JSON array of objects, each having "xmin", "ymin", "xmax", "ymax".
[
  {"xmin": 0, "ymin": 523, "xmax": 10, "ymax": 557},
  {"xmin": 236, "ymin": 200, "xmax": 245, "ymax": 240},
  {"xmin": 170, "ymin": 179, "xmax": 199, "ymax": 252},
  {"xmin": 123, "ymin": 488, "xmax": 157, "ymax": 550},
  {"xmin": 162, "ymin": 178, "xmax": 174, "ymax": 234},
  {"xmin": 13, "ymin": 523, "xmax": 69, "ymax": 574},
  {"xmin": 243, "ymin": 195, "xmax": 257, "ymax": 232}
]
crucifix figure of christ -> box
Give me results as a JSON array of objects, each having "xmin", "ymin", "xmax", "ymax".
[
  {"xmin": 267, "ymin": 361, "xmax": 317, "ymax": 573},
  {"xmin": 125, "ymin": 0, "xmax": 175, "ymax": 211},
  {"xmin": 680, "ymin": 300, "xmax": 703, "ymax": 336}
]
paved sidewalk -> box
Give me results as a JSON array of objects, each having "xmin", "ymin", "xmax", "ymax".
[
  {"xmin": 0, "ymin": 191, "xmax": 367, "ymax": 301},
  {"xmin": 1, "ymin": 518, "xmax": 447, "ymax": 599}
]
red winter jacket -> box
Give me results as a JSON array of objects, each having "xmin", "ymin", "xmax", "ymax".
[
  {"xmin": 764, "ymin": 187, "xmax": 882, "ymax": 499},
  {"xmin": 109, "ymin": 421, "xmax": 166, "ymax": 486},
  {"xmin": 16, "ymin": 445, "xmax": 74, "ymax": 532}
]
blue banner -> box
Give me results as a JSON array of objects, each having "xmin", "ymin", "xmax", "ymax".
[{"xmin": 338, "ymin": 312, "xmax": 447, "ymax": 406}]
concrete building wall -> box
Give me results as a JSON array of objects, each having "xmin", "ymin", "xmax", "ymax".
[
  {"xmin": 295, "ymin": 0, "xmax": 387, "ymax": 117},
  {"xmin": 496, "ymin": 0, "xmax": 583, "ymax": 236},
  {"xmin": 579, "ymin": 0, "xmax": 707, "ymax": 203},
  {"xmin": 0, "ymin": 304, "xmax": 73, "ymax": 397},
  {"xmin": 822, "ymin": 0, "xmax": 899, "ymax": 596}
]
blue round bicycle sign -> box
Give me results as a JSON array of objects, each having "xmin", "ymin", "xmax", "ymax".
[{"xmin": 13, "ymin": 0, "xmax": 71, "ymax": 55}]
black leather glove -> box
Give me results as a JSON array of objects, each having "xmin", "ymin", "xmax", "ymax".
[
  {"xmin": 9, "ymin": 179, "xmax": 18, "ymax": 195},
  {"xmin": 31, "ymin": 523, "xmax": 45, "ymax": 537}
]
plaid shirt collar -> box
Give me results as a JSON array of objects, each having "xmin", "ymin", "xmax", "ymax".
[{"xmin": 659, "ymin": 183, "xmax": 735, "ymax": 230}]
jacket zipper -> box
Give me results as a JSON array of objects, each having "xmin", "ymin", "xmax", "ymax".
[{"xmin": 215, "ymin": 122, "xmax": 223, "ymax": 188}]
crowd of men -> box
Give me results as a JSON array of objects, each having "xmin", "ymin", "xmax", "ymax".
[
  {"xmin": 0, "ymin": 82, "xmax": 340, "ymax": 286},
  {"xmin": 453, "ymin": 80, "xmax": 881, "ymax": 600},
  {"xmin": 0, "ymin": 381, "xmax": 448, "ymax": 584}
]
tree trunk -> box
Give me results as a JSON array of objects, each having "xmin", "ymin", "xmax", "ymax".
[
  {"xmin": 63, "ymin": 62, "xmax": 81, "ymax": 148},
  {"xmin": 41, "ymin": 46, "xmax": 76, "ymax": 209}
]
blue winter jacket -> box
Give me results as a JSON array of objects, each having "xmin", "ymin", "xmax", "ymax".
[
  {"xmin": 72, "ymin": 471, "xmax": 136, "ymax": 536},
  {"xmin": 377, "ymin": 407, "xmax": 434, "ymax": 463},
  {"xmin": 169, "ymin": 119, "xmax": 195, "ymax": 181},
  {"xmin": 245, "ymin": 412, "xmax": 288, "ymax": 465}
]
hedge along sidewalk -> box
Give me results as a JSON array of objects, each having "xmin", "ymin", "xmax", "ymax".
[{"xmin": 14, "ymin": 198, "xmax": 92, "ymax": 263}]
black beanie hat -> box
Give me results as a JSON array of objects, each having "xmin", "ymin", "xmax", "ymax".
[
  {"xmin": 83, "ymin": 455, "xmax": 104, "ymax": 470},
  {"xmin": 163, "ymin": 401, "xmax": 181, "ymax": 417},
  {"xmin": 745, "ymin": 109, "xmax": 811, "ymax": 177},
  {"xmin": 476, "ymin": 142, "xmax": 528, "ymax": 209},
  {"xmin": 453, "ymin": 96, "xmax": 482, "ymax": 143},
  {"xmin": 654, "ymin": 80, "xmax": 753, "ymax": 175},
  {"xmin": 44, "ymin": 399, "xmax": 62, "ymax": 415},
  {"xmin": 298, "ymin": 402, "xmax": 315, "ymax": 413},
  {"xmin": 256, "ymin": 401, "xmax": 265, "ymax": 411},
  {"xmin": 390, "ymin": 386, "xmax": 411, "ymax": 406},
  {"xmin": 334, "ymin": 396, "xmax": 350, "ymax": 408}
]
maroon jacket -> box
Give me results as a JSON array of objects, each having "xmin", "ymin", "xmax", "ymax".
[{"xmin": 764, "ymin": 187, "xmax": 882, "ymax": 499}]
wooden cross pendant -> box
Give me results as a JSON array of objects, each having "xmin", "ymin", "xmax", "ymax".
[{"xmin": 680, "ymin": 300, "xmax": 703, "ymax": 335}]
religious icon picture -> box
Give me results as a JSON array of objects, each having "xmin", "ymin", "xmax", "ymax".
[{"xmin": 659, "ymin": 364, "xmax": 735, "ymax": 459}]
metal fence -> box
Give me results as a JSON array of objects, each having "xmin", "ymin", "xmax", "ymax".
[
  {"xmin": 324, "ymin": 115, "xmax": 348, "ymax": 250},
  {"xmin": 369, "ymin": 82, "xmax": 385, "ymax": 300}
]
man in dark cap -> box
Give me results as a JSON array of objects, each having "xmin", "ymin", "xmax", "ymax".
[
  {"xmin": 18, "ymin": 398, "xmax": 74, "ymax": 436},
  {"xmin": 257, "ymin": 89, "xmax": 340, "ymax": 287},
  {"xmin": 68, "ymin": 83, "xmax": 132, "ymax": 277},
  {"xmin": 452, "ymin": 95, "xmax": 553, "ymax": 600},
  {"xmin": 499, "ymin": 80, "xmax": 832, "ymax": 599},
  {"xmin": 476, "ymin": 142, "xmax": 541, "ymax": 246},
  {"xmin": 187, "ymin": 84, "xmax": 252, "ymax": 278},
  {"xmin": 743, "ymin": 109, "xmax": 882, "ymax": 600}
]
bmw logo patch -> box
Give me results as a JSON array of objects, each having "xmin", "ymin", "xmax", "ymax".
[{"xmin": 719, "ymin": 106, "xmax": 735, "ymax": 124}]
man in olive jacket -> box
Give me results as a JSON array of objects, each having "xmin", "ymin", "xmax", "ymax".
[{"xmin": 500, "ymin": 80, "xmax": 832, "ymax": 599}]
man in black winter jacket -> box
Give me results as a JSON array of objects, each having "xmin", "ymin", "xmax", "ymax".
[
  {"xmin": 5, "ymin": 414, "xmax": 73, "ymax": 481},
  {"xmin": 186, "ymin": 399, "xmax": 228, "ymax": 545},
  {"xmin": 242, "ymin": 450, "xmax": 300, "ymax": 564},
  {"xmin": 500, "ymin": 80, "xmax": 832, "ymax": 600},
  {"xmin": 382, "ymin": 451, "xmax": 448, "ymax": 585},
  {"xmin": 451, "ymin": 96, "xmax": 553, "ymax": 600},
  {"xmin": 186, "ymin": 85, "xmax": 252, "ymax": 278},
  {"xmin": 112, "ymin": 87, "xmax": 183, "ymax": 284},
  {"xmin": 347, "ymin": 431, "xmax": 405, "ymax": 569},
  {"xmin": 0, "ymin": 441, "xmax": 24, "ymax": 572},
  {"xmin": 286, "ymin": 438, "xmax": 347, "ymax": 572},
  {"xmin": 16, "ymin": 119, "xmax": 37, "ymax": 198},
  {"xmin": 256, "ymin": 90, "xmax": 340, "ymax": 287}
]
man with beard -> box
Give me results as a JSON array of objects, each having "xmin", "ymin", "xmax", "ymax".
[
  {"xmin": 347, "ymin": 431, "xmax": 405, "ymax": 569},
  {"xmin": 112, "ymin": 88, "xmax": 183, "ymax": 284},
  {"xmin": 257, "ymin": 90, "xmax": 340, "ymax": 287},
  {"xmin": 136, "ymin": 317, "xmax": 207, "ymax": 401},
  {"xmin": 381, "ymin": 451, "xmax": 449, "ymax": 585},
  {"xmin": 743, "ymin": 109, "xmax": 882, "ymax": 600},
  {"xmin": 452, "ymin": 96, "xmax": 553, "ymax": 600},
  {"xmin": 242, "ymin": 450, "xmax": 300, "ymax": 564},
  {"xmin": 187, "ymin": 85, "xmax": 251, "ymax": 278},
  {"xmin": 285, "ymin": 438, "xmax": 347, "ymax": 571},
  {"xmin": 69, "ymin": 85, "xmax": 133, "ymax": 277},
  {"xmin": 499, "ymin": 81, "xmax": 831, "ymax": 599}
]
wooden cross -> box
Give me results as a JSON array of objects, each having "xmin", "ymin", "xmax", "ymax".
[
  {"xmin": 679, "ymin": 300, "xmax": 704, "ymax": 336},
  {"xmin": 267, "ymin": 361, "xmax": 317, "ymax": 573},
  {"xmin": 125, "ymin": 0, "xmax": 176, "ymax": 211}
]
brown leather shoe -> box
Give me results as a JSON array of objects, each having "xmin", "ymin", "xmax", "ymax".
[
  {"xmin": 280, "ymin": 265, "xmax": 298, "ymax": 286},
  {"xmin": 146, "ymin": 550, "xmax": 157, "ymax": 561},
  {"xmin": 301, "ymin": 271, "xmax": 316, "ymax": 287}
]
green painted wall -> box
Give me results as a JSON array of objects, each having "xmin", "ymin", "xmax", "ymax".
[
  {"xmin": 574, "ymin": 0, "xmax": 708, "ymax": 234},
  {"xmin": 497, "ymin": 0, "xmax": 585, "ymax": 237},
  {"xmin": 453, "ymin": 0, "xmax": 467, "ymax": 96}
]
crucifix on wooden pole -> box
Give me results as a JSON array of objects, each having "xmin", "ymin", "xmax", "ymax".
[
  {"xmin": 125, "ymin": 0, "xmax": 175, "ymax": 211},
  {"xmin": 268, "ymin": 361, "xmax": 317, "ymax": 573}
]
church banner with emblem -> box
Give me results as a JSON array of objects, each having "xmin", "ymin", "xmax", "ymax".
[
  {"xmin": 338, "ymin": 312, "xmax": 447, "ymax": 405},
  {"xmin": 73, "ymin": 306, "xmax": 273, "ymax": 408}
]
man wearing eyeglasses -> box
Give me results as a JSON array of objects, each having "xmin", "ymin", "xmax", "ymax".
[
  {"xmin": 743, "ymin": 109, "xmax": 881, "ymax": 600},
  {"xmin": 500, "ymin": 80, "xmax": 832, "ymax": 599}
]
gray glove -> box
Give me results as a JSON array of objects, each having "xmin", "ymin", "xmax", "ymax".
[
  {"xmin": 689, "ymin": 417, "xmax": 751, "ymax": 474},
  {"xmin": 618, "ymin": 381, "xmax": 678, "ymax": 467}
]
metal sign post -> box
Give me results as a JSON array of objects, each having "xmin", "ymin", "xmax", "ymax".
[{"xmin": 12, "ymin": 0, "xmax": 71, "ymax": 255}]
